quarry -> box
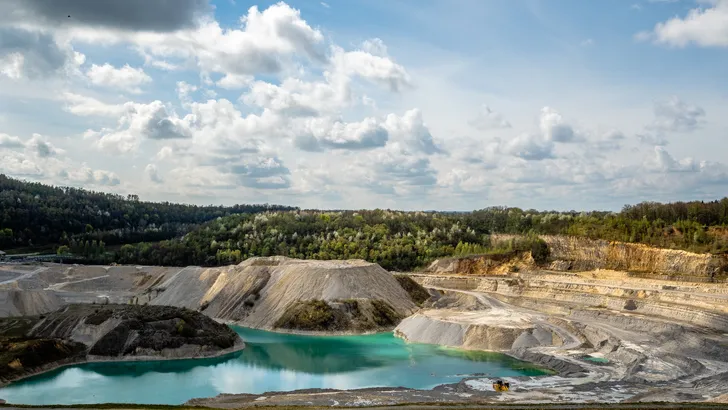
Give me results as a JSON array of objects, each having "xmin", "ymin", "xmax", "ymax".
[{"xmin": 1, "ymin": 236, "xmax": 728, "ymax": 406}]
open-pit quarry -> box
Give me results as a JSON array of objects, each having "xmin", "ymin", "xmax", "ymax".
[{"xmin": 1, "ymin": 238, "xmax": 728, "ymax": 407}]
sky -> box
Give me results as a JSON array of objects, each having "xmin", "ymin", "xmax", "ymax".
[{"xmin": 0, "ymin": 0, "xmax": 727, "ymax": 212}]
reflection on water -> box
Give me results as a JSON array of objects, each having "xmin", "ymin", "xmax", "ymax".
[{"xmin": 0, "ymin": 326, "xmax": 546, "ymax": 405}]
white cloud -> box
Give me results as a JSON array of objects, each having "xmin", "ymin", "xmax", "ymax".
[
  {"xmin": 296, "ymin": 117, "xmax": 388, "ymax": 151},
  {"xmin": 175, "ymin": 81, "xmax": 197, "ymax": 103},
  {"xmin": 62, "ymin": 93, "xmax": 125, "ymax": 117},
  {"xmin": 384, "ymin": 109, "xmax": 445, "ymax": 155},
  {"xmin": 118, "ymin": 3, "xmax": 326, "ymax": 81},
  {"xmin": 63, "ymin": 167, "xmax": 121, "ymax": 186},
  {"xmin": 580, "ymin": 38, "xmax": 594, "ymax": 47},
  {"xmin": 320, "ymin": 2, "xmax": 330, "ymax": 8},
  {"xmin": 638, "ymin": 0, "xmax": 728, "ymax": 47},
  {"xmin": 26, "ymin": 134, "xmax": 62, "ymax": 157},
  {"xmin": 331, "ymin": 45, "xmax": 411, "ymax": 92},
  {"xmin": 0, "ymin": 133, "xmax": 25, "ymax": 149},
  {"xmin": 539, "ymin": 106, "xmax": 582, "ymax": 143},
  {"xmin": 145, "ymin": 163, "xmax": 163, "ymax": 183},
  {"xmin": 86, "ymin": 63, "xmax": 151, "ymax": 93},
  {"xmin": 85, "ymin": 100, "xmax": 192, "ymax": 154},
  {"xmin": 502, "ymin": 133, "xmax": 555, "ymax": 160},
  {"xmin": 242, "ymin": 73, "xmax": 350, "ymax": 116},
  {"xmin": 650, "ymin": 96, "xmax": 706, "ymax": 132},
  {"xmin": 347, "ymin": 145, "xmax": 438, "ymax": 195},
  {"xmin": 647, "ymin": 146, "xmax": 699, "ymax": 172}
]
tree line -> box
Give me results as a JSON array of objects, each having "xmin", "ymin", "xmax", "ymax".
[
  {"xmin": 2, "ymin": 175, "xmax": 728, "ymax": 270},
  {"xmin": 0, "ymin": 174, "xmax": 296, "ymax": 251}
]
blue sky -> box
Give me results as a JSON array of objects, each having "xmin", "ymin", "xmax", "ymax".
[{"xmin": 0, "ymin": 0, "xmax": 727, "ymax": 211}]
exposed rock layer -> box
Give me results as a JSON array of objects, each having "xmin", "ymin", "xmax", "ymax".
[{"xmin": 492, "ymin": 234, "xmax": 728, "ymax": 281}]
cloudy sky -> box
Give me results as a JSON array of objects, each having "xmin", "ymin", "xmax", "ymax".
[{"xmin": 0, "ymin": 0, "xmax": 727, "ymax": 211}]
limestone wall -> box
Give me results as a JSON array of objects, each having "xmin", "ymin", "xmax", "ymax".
[{"xmin": 490, "ymin": 234, "xmax": 727, "ymax": 281}]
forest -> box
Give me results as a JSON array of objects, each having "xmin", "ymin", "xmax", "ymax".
[
  {"xmin": 2, "ymin": 175, "xmax": 728, "ymax": 271},
  {"xmin": 0, "ymin": 174, "xmax": 296, "ymax": 251}
]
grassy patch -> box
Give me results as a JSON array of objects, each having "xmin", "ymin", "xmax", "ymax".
[
  {"xmin": 393, "ymin": 275, "xmax": 430, "ymax": 306},
  {"xmin": 274, "ymin": 300, "xmax": 351, "ymax": 331}
]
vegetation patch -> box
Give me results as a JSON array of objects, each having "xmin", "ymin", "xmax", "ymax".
[
  {"xmin": 393, "ymin": 275, "xmax": 430, "ymax": 306},
  {"xmin": 84, "ymin": 309, "xmax": 113, "ymax": 325},
  {"xmin": 0, "ymin": 337, "xmax": 86, "ymax": 383},
  {"xmin": 370, "ymin": 300, "xmax": 402, "ymax": 327},
  {"xmin": 274, "ymin": 300, "xmax": 351, "ymax": 331}
]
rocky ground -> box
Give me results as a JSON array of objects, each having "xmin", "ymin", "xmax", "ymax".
[
  {"xmin": 394, "ymin": 267, "xmax": 728, "ymax": 404},
  {"xmin": 0, "ymin": 257, "xmax": 419, "ymax": 334},
  {"xmin": 0, "ymin": 303, "xmax": 244, "ymax": 385},
  {"xmin": 2, "ymin": 239, "xmax": 728, "ymax": 406}
]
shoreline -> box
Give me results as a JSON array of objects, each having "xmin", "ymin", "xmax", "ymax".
[{"xmin": 0, "ymin": 340, "xmax": 246, "ymax": 388}]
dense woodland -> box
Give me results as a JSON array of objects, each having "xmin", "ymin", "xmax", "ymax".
[
  {"xmin": 1, "ymin": 175, "xmax": 728, "ymax": 271},
  {"xmin": 0, "ymin": 174, "xmax": 295, "ymax": 251}
]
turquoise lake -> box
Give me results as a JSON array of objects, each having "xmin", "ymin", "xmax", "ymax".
[{"xmin": 0, "ymin": 327, "xmax": 547, "ymax": 405}]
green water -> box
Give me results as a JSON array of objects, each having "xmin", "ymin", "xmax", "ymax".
[{"xmin": 0, "ymin": 327, "xmax": 547, "ymax": 405}]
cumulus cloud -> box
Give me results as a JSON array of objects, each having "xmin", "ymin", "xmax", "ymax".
[
  {"xmin": 242, "ymin": 73, "xmax": 350, "ymax": 116},
  {"xmin": 86, "ymin": 100, "xmax": 192, "ymax": 154},
  {"xmin": 438, "ymin": 168, "xmax": 491, "ymax": 193},
  {"xmin": 502, "ymin": 133, "xmax": 555, "ymax": 160},
  {"xmin": 1, "ymin": 148, "xmax": 121, "ymax": 187},
  {"xmin": 175, "ymin": 81, "xmax": 197, "ymax": 103},
  {"xmin": 646, "ymin": 146, "xmax": 700, "ymax": 172},
  {"xmin": 469, "ymin": 105, "xmax": 511, "ymax": 130},
  {"xmin": 452, "ymin": 137, "xmax": 500, "ymax": 169},
  {"xmin": 296, "ymin": 117, "xmax": 388, "ymax": 151},
  {"xmin": 62, "ymin": 167, "xmax": 121, "ymax": 186},
  {"xmin": 331, "ymin": 45, "xmax": 411, "ymax": 92},
  {"xmin": 539, "ymin": 107, "xmax": 582, "ymax": 142},
  {"xmin": 0, "ymin": 133, "xmax": 25, "ymax": 149},
  {"xmin": 225, "ymin": 156, "xmax": 291, "ymax": 189},
  {"xmin": 123, "ymin": 3, "xmax": 326, "ymax": 80},
  {"xmin": 26, "ymin": 134, "xmax": 62, "ymax": 157},
  {"xmin": 650, "ymin": 96, "xmax": 706, "ymax": 132},
  {"xmin": 86, "ymin": 63, "xmax": 151, "ymax": 92},
  {"xmin": 638, "ymin": 0, "xmax": 728, "ymax": 47},
  {"xmin": 384, "ymin": 109, "xmax": 446, "ymax": 155},
  {"xmin": 145, "ymin": 163, "xmax": 163, "ymax": 183}
]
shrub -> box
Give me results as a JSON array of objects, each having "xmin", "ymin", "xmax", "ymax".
[
  {"xmin": 274, "ymin": 300, "xmax": 350, "ymax": 331},
  {"xmin": 530, "ymin": 238, "xmax": 550, "ymax": 264},
  {"xmin": 370, "ymin": 300, "xmax": 402, "ymax": 327},
  {"xmin": 393, "ymin": 275, "xmax": 430, "ymax": 306}
]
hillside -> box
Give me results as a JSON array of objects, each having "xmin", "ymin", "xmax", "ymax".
[
  {"xmin": 0, "ymin": 174, "xmax": 296, "ymax": 254},
  {"xmin": 2, "ymin": 175, "xmax": 728, "ymax": 271},
  {"xmin": 114, "ymin": 201, "xmax": 728, "ymax": 271}
]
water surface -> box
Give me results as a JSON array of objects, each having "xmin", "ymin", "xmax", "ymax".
[{"xmin": 0, "ymin": 326, "xmax": 547, "ymax": 405}]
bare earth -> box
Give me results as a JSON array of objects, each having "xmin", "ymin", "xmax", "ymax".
[{"xmin": 3, "ymin": 248, "xmax": 728, "ymax": 406}]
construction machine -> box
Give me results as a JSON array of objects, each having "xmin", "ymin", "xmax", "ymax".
[{"xmin": 492, "ymin": 380, "xmax": 510, "ymax": 392}]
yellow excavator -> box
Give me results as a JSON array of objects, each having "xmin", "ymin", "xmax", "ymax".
[{"xmin": 492, "ymin": 380, "xmax": 510, "ymax": 392}]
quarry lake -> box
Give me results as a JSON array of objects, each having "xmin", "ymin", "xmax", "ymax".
[{"xmin": 0, "ymin": 326, "xmax": 547, "ymax": 405}]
